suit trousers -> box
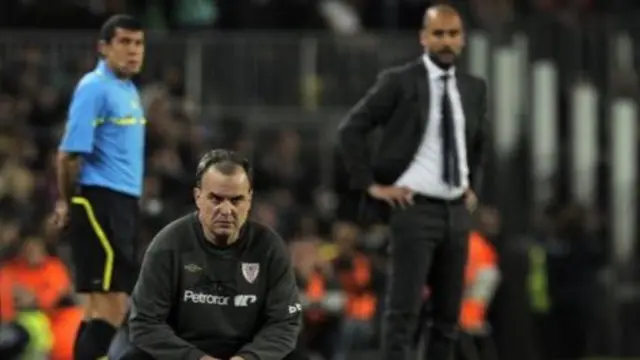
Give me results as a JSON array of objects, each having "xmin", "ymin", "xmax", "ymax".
[
  {"xmin": 381, "ymin": 195, "xmax": 470, "ymax": 360},
  {"xmin": 454, "ymin": 331, "xmax": 500, "ymax": 360}
]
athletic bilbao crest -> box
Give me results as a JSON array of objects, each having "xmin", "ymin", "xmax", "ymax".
[{"xmin": 241, "ymin": 263, "xmax": 260, "ymax": 284}]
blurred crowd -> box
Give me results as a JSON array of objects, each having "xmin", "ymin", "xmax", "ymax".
[
  {"xmin": 1, "ymin": 0, "xmax": 639, "ymax": 359},
  {"xmin": 1, "ymin": 0, "xmax": 640, "ymax": 33}
]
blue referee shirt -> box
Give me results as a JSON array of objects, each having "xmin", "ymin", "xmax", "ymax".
[{"xmin": 59, "ymin": 60, "xmax": 146, "ymax": 197}]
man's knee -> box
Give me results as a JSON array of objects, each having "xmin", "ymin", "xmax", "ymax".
[
  {"xmin": 108, "ymin": 326, "xmax": 132, "ymax": 360},
  {"xmin": 117, "ymin": 346, "xmax": 154, "ymax": 360},
  {"xmin": 86, "ymin": 292, "xmax": 129, "ymax": 327}
]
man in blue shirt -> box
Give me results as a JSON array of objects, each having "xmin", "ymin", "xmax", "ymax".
[{"xmin": 53, "ymin": 14, "xmax": 146, "ymax": 360}]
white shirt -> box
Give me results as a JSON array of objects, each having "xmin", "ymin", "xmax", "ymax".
[{"xmin": 394, "ymin": 55, "xmax": 469, "ymax": 199}]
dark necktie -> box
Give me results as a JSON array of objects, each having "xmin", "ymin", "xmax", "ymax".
[{"xmin": 440, "ymin": 74, "xmax": 461, "ymax": 187}]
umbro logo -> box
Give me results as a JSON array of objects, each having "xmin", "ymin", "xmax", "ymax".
[{"xmin": 184, "ymin": 264, "xmax": 202, "ymax": 272}]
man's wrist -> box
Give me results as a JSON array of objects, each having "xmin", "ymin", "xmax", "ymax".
[{"xmin": 367, "ymin": 183, "xmax": 380, "ymax": 193}]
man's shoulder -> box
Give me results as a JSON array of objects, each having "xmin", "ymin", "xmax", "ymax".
[
  {"xmin": 73, "ymin": 71, "xmax": 109, "ymax": 96},
  {"xmin": 379, "ymin": 58, "xmax": 422, "ymax": 78},
  {"xmin": 244, "ymin": 220, "xmax": 288, "ymax": 256},
  {"xmin": 457, "ymin": 71, "xmax": 487, "ymax": 88},
  {"xmin": 381, "ymin": 59, "xmax": 487, "ymax": 87},
  {"xmin": 147, "ymin": 213, "xmax": 196, "ymax": 253}
]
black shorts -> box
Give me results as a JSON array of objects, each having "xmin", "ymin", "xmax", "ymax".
[{"xmin": 68, "ymin": 185, "xmax": 140, "ymax": 294}]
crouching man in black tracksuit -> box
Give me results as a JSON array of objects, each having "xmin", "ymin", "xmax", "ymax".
[{"xmin": 118, "ymin": 149, "xmax": 302, "ymax": 360}]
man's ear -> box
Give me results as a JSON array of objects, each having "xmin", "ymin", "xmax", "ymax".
[
  {"xmin": 97, "ymin": 40, "xmax": 108, "ymax": 57},
  {"xmin": 193, "ymin": 187, "xmax": 200, "ymax": 206},
  {"xmin": 419, "ymin": 29, "xmax": 429, "ymax": 48}
]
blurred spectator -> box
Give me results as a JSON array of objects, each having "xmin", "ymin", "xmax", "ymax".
[
  {"xmin": 0, "ymin": 218, "xmax": 21, "ymax": 261},
  {"xmin": 0, "ymin": 159, "xmax": 39, "ymax": 223},
  {"xmin": 0, "ymin": 237, "xmax": 82, "ymax": 360},
  {"xmin": 255, "ymin": 129, "xmax": 320, "ymax": 204},
  {"xmin": 455, "ymin": 207, "xmax": 502, "ymax": 360},
  {"xmin": 330, "ymin": 222, "xmax": 380, "ymax": 360},
  {"xmin": 0, "ymin": 239, "xmax": 56, "ymax": 360},
  {"xmin": 528, "ymin": 202, "xmax": 607, "ymax": 360},
  {"xmin": 139, "ymin": 174, "xmax": 175, "ymax": 246},
  {"xmin": 293, "ymin": 240, "xmax": 344, "ymax": 360}
]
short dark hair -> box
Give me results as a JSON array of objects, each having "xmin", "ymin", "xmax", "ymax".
[
  {"xmin": 422, "ymin": 4, "xmax": 461, "ymax": 29},
  {"xmin": 100, "ymin": 14, "xmax": 143, "ymax": 43},
  {"xmin": 195, "ymin": 149, "xmax": 252, "ymax": 188}
]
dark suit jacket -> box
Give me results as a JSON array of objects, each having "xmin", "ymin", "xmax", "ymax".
[{"xmin": 337, "ymin": 58, "xmax": 489, "ymax": 223}]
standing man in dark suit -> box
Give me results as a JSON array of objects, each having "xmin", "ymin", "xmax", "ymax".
[{"xmin": 337, "ymin": 5, "xmax": 488, "ymax": 360}]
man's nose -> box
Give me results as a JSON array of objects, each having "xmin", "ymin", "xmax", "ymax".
[
  {"xmin": 217, "ymin": 201, "xmax": 233, "ymax": 215},
  {"xmin": 127, "ymin": 46, "xmax": 141, "ymax": 55}
]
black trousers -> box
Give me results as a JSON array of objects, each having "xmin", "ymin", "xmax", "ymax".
[
  {"xmin": 454, "ymin": 332, "xmax": 499, "ymax": 360},
  {"xmin": 110, "ymin": 324, "xmax": 310, "ymax": 360},
  {"xmin": 117, "ymin": 346, "xmax": 309, "ymax": 360},
  {"xmin": 381, "ymin": 195, "xmax": 470, "ymax": 360}
]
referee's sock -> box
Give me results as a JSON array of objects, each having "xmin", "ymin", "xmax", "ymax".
[{"xmin": 74, "ymin": 319, "xmax": 117, "ymax": 360}]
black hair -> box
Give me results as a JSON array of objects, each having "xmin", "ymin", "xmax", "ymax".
[
  {"xmin": 195, "ymin": 149, "xmax": 252, "ymax": 188},
  {"xmin": 99, "ymin": 14, "xmax": 143, "ymax": 43}
]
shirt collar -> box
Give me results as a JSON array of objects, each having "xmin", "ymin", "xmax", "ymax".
[
  {"xmin": 95, "ymin": 60, "xmax": 116, "ymax": 79},
  {"xmin": 422, "ymin": 54, "xmax": 455, "ymax": 80}
]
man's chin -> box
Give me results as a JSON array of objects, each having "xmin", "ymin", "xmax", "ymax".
[
  {"xmin": 437, "ymin": 53, "xmax": 456, "ymax": 64},
  {"xmin": 126, "ymin": 68, "xmax": 142, "ymax": 76},
  {"xmin": 117, "ymin": 64, "xmax": 142, "ymax": 76},
  {"xmin": 212, "ymin": 228, "xmax": 235, "ymax": 237}
]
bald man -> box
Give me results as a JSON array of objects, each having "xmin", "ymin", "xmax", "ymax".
[{"xmin": 338, "ymin": 5, "xmax": 489, "ymax": 360}]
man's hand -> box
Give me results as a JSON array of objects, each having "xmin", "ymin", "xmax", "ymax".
[
  {"xmin": 230, "ymin": 356, "xmax": 246, "ymax": 360},
  {"xmin": 52, "ymin": 199, "xmax": 70, "ymax": 229},
  {"xmin": 13, "ymin": 286, "xmax": 37, "ymax": 308},
  {"xmin": 368, "ymin": 184, "xmax": 414, "ymax": 209},
  {"xmin": 465, "ymin": 189, "xmax": 478, "ymax": 212}
]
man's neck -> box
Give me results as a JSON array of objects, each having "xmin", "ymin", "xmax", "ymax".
[
  {"xmin": 102, "ymin": 60, "xmax": 130, "ymax": 80},
  {"xmin": 202, "ymin": 226, "xmax": 239, "ymax": 247}
]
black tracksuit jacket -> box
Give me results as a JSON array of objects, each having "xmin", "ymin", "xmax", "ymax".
[{"xmin": 129, "ymin": 213, "xmax": 302, "ymax": 360}]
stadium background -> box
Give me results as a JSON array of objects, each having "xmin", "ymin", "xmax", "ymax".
[{"xmin": 1, "ymin": 0, "xmax": 640, "ymax": 359}]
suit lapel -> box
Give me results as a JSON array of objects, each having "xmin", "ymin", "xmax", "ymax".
[
  {"xmin": 412, "ymin": 60, "xmax": 430, "ymax": 133},
  {"xmin": 456, "ymin": 73, "xmax": 474, "ymax": 139}
]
